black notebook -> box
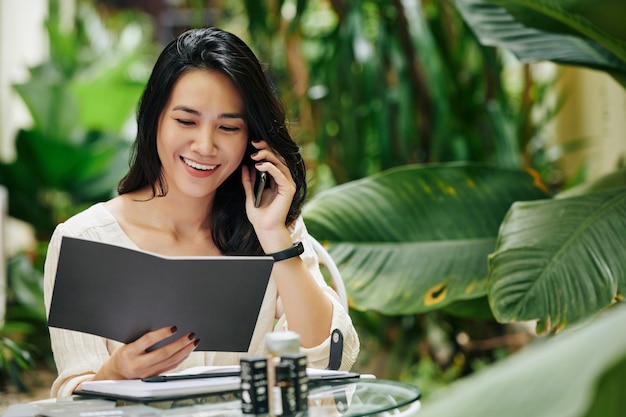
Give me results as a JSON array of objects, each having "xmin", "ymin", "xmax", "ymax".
[{"xmin": 48, "ymin": 236, "xmax": 274, "ymax": 351}]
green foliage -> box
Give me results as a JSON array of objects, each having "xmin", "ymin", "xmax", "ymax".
[
  {"xmin": 454, "ymin": 0, "xmax": 626, "ymax": 87},
  {"xmin": 0, "ymin": 333, "xmax": 35, "ymax": 393},
  {"xmin": 489, "ymin": 187, "xmax": 626, "ymax": 333},
  {"xmin": 299, "ymin": 0, "xmax": 626, "ymax": 413},
  {"xmin": 0, "ymin": 252, "xmax": 46, "ymax": 391},
  {"xmin": 0, "ymin": 0, "xmax": 156, "ymax": 240},
  {"xmin": 239, "ymin": 0, "xmax": 541, "ymax": 186},
  {"xmin": 303, "ymin": 164, "xmax": 551, "ymax": 314},
  {"xmin": 417, "ymin": 304, "xmax": 626, "ymax": 417},
  {"xmin": 0, "ymin": 0, "xmax": 157, "ymax": 391}
]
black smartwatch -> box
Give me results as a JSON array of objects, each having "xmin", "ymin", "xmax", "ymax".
[{"xmin": 267, "ymin": 242, "xmax": 304, "ymax": 262}]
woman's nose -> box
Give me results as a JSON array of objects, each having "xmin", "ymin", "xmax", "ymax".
[{"xmin": 191, "ymin": 128, "xmax": 217, "ymax": 155}]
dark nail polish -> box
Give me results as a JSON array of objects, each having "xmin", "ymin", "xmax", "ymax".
[
  {"xmin": 170, "ymin": 326, "xmax": 178, "ymax": 334},
  {"xmin": 194, "ymin": 339, "xmax": 200, "ymax": 346},
  {"xmin": 188, "ymin": 332, "xmax": 196, "ymax": 340}
]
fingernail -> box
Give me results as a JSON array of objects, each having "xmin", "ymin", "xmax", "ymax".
[
  {"xmin": 194, "ymin": 339, "xmax": 200, "ymax": 347},
  {"xmin": 188, "ymin": 332, "xmax": 196, "ymax": 341},
  {"xmin": 171, "ymin": 326, "xmax": 178, "ymax": 333}
]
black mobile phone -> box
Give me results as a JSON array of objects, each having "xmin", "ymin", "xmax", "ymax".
[{"xmin": 254, "ymin": 170, "xmax": 267, "ymax": 207}]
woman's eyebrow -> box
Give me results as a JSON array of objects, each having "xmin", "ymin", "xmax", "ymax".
[
  {"xmin": 219, "ymin": 112, "xmax": 246, "ymax": 120},
  {"xmin": 172, "ymin": 105, "xmax": 201, "ymax": 115},
  {"xmin": 172, "ymin": 105, "xmax": 244, "ymax": 120}
]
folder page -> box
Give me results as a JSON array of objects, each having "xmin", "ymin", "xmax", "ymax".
[{"xmin": 48, "ymin": 236, "xmax": 274, "ymax": 351}]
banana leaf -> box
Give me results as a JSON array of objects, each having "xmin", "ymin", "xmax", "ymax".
[
  {"xmin": 453, "ymin": 0, "xmax": 626, "ymax": 88},
  {"xmin": 302, "ymin": 163, "xmax": 550, "ymax": 314},
  {"xmin": 416, "ymin": 303, "xmax": 626, "ymax": 417},
  {"xmin": 488, "ymin": 187, "xmax": 626, "ymax": 333}
]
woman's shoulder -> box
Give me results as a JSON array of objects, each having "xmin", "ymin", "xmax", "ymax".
[{"xmin": 53, "ymin": 202, "xmax": 122, "ymax": 241}]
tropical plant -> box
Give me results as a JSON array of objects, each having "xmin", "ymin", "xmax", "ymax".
[
  {"xmin": 0, "ymin": 252, "xmax": 46, "ymax": 391},
  {"xmin": 417, "ymin": 302, "xmax": 626, "ymax": 417},
  {"xmin": 231, "ymin": 0, "xmax": 547, "ymax": 186},
  {"xmin": 0, "ymin": 0, "xmax": 156, "ymax": 390},
  {"xmin": 0, "ymin": 0, "xmax": 156, "ymax": 240},
  {"xmin": 303, "ymin": 164, "xmax": 551, "ymax": 315},
  {"xmin": 303, "ymin": 0, "xmax": 626, "ymax": 414}
]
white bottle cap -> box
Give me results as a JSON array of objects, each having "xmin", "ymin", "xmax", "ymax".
[{"xmin": 265, "ymin": 331, "xmax": 301, "ymax": 354}]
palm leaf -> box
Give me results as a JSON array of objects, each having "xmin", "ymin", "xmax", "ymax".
[
  {"xmin": 303, "ymin": 163, "xmax": 550, "ymax": 314},
  {"xmin": 417, "ymin": 304, "xmax": 626, "ymax": 417},
  {"xmin": 488, "ymin": 187, "xmax": 626, "ymax": 333},
  {"xmin": 454, "ymin": 0, "xmax": 626, "ymax": 87}
]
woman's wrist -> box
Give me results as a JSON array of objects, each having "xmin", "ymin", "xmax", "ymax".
[
  {"xmin": 266, "ymin": 241, "xmax": 304, "ymax": 261},
  {"xmin": 256, "ymin": 228, "xmax": 294, "ymax": 254}
]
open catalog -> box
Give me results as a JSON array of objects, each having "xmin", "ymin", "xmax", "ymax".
[{"xmin": 47, "ymin": 236, "xmax": 274, "ymax": 352}]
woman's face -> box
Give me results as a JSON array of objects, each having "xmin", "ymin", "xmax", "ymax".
[{"xmin": 156, "ymin": 69, "xmax": 248, "ymax": 199}]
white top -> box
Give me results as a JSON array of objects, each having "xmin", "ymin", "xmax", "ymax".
[{"xmin": 43, "ymin": 203, "xmax": 359, "ymax": 397}]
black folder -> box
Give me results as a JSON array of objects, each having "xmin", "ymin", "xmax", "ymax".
[{"xmin": 48, "ymin": 236, "xmax": 274, "ymax": 352}]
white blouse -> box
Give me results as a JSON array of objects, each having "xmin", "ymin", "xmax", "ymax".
[{"xmin": 43, "ymin": 203, "xmax": 359, "ymax": 397}]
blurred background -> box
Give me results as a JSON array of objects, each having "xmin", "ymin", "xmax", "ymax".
[{"xmin": 0, "ymin": 0, "xmax": 625, "ymax": 409}]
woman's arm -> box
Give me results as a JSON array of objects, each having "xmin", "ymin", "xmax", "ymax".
[
  {"xmin": 244, "ymin": 139, "xmax": 359, "ymax": 368},
  {"xmin": 44, "ymin": 225, "xmax": 112, "ymax": 397},
  {"xmin": 272, "ymin": 218, "xmax": 360, "ymax": 370}
]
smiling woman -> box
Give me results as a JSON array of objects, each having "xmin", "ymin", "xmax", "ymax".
[
  {"xmin": 156, "ymin": 70, "xmax": 248, "ymax": 191},
  {"xmin": 41, "ymin": 27, "xmax": 359, "ymax": 398}
]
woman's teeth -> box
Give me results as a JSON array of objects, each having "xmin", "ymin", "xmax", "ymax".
[{"xmin": 183, "ymin": 158, "xmax": 216, "ymax": 171}]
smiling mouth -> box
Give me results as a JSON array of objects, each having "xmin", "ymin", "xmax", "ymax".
[{"xmin": 182, "ymin": 157, "xmax": 217, "ymax": 171}]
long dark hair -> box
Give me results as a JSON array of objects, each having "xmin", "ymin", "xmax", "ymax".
[{"xmin": 118, "ymin": 27, "xmax": 307, "ymax": 255}]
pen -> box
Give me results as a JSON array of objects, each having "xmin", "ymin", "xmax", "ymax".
[
  {"xmin": 142, "ymin": 370, "xmax": 240, "ymax": 382},
  {"xmin": 308, "ymin": 372, "xmax": 361, "ymax": 386}
]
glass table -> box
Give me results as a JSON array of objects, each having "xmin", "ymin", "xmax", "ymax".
[{"xmin": 2, "ymin": 379, "xmax": 421, "ymax": 417}]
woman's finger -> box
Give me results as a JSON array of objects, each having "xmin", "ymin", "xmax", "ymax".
[
  {"xmin": 105, "ymin": 327, "xmax": 197, "ymax": 379},
  {"xmin": 142, "ymin": 332, "xmax": 199, "ymax": 377},
  {"xmin": 132, "ymin": 325, "xmax": 179, "ymax": 353}
]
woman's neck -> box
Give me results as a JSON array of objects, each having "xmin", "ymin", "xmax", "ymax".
[{"xmin": 106, "ymin": 187, "xmax": 220, "ymax": 256}]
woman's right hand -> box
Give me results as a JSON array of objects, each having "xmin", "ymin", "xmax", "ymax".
[{"xmin": 90, "ymin": 326, "xmax": 198, "ymax": 381}]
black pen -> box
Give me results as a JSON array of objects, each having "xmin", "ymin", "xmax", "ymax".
[
  {"xmin": 142, "ymin": 370, "xmax": 240, "ymax": 383},
  {"xmin": 308, "ymin": 372, "xmax": 361, "ymax": 385}
]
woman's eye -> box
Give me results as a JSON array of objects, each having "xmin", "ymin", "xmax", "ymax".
[
  {"xmin": 176, "ymin": 119, "xmax": 195, "ymax": 126},
  {"xmin": 220, "ymin": 126, "xmax": 240, "ymax": 132}
]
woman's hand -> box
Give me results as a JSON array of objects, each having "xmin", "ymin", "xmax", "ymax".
[
  {"xmin": 242, "ymin": 140, "xmax": 296, "ymax": 233},
  {"xmin": 243, "ymin": 141, "xmax": 334, "ymax": 348},
  {"xmin": 91, "ymin": 326, "xmax": 198, "ymax": 381}
]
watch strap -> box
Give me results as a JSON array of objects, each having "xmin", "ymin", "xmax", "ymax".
[{"xmin": 267, "ymin": 241, "xmax": 304, "ymax": 262}]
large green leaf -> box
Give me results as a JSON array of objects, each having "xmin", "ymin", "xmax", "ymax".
[
  {"xmin": 13, "ymin": 67, "xmax": 79, "ymax": 141},
  {"xmin": 488, "ymin": 187, "xmax": 626, "ymax": 333},
  {"xmin": 416, "ymin": 303, "xmax": 626, "ymax": 417},
  {"xmin": 303, "ymin": 163, "xmax": 550, "ymax": 314},
  {"xmin": 454, "ymin": 0, "xmax": 626, "ymax": 87}
]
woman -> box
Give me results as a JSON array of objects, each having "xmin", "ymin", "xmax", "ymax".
[{"xmin": 43, "ymin": 27, "xmax": 359, "ymax": 398}]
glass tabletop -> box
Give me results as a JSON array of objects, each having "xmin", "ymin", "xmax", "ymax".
[
  {"xmin": 4, "ymin": 379, "xmax": 421, "ymax": 417},
  {"xmin": 145, "ymin": 379, "xmax": 421, "ymax": 416},
  {"xmin": 306, "ymin": 378, "xmax": 421, "ymax": 417}
]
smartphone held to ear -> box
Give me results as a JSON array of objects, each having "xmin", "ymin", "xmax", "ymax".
[{"xmin": 254, "ymin": 171, "xmax": 267, "ymax": 207}]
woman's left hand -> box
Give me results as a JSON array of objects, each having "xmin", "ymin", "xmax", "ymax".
[{"xmin": 242, "ymin": 140, "xmax": 296, "ymax": 232}]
